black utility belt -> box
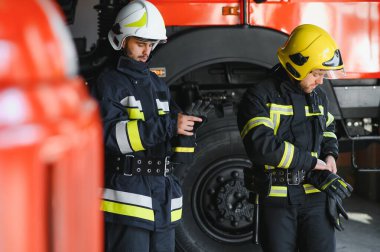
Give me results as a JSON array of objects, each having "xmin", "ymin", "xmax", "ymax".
[
  {"xmin": 270, "ymin": 169, "xmax": 306, "ymax": 185},
  {"xmin": 122, "ymin": 155, "xmax": 174, "ymax": 176}
]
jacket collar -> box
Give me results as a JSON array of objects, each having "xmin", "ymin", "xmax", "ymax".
[
  {"xmin": 116, "ymin": 56, "xmax": 150, "ymax": 79},
  {"xmin": 272, "ymin": 64, "xmax": 304, "ymax": 95}
]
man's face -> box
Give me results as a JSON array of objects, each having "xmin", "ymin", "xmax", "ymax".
[
  {"xmin": 299, "ymin": 70, "xmax": 326, "ymax": 93},
  {"xmin": 123, "ymin": 37, "xmax": 155, "ymax": 62}
]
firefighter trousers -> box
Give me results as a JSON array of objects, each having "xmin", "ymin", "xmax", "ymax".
[
  {"xmin": 259, "ymin": 192, "xmax": 335, "ymax": 252},
  {"xmin": 105, "ymin": 222, "xmax": 175, "ymax": 252}
]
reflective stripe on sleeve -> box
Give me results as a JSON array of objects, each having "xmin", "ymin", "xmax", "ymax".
[
  {"xmin": 311, "ymin": 152, "xmax": 318, "ymax": 158},
  {"xmin": 277, "ymin": 141, "xmax": 294, "ymax": 169},
  {"xmin": 115, "ymin": 120, "xmax": 133, "ymax": 154},
  {"xmin": 265, "ymin": 165, "xmax": 275, "ymax": 170},
  {"xmin": 323, "ymin": 132, "xmax": 337, "ymax": 139},
  {"xmin": 240, "ymin": 117, "xmax": 274, "ymax": 139},
  {"xmin": 127, "ymin": 120, "xmax": 145, "ymax": 151},
  {"xmin": 326, "ymin": 112, "xmax": 334, "ymax": 127},
  {"xmin": 172, "ymin": 147, "xmax": 195, "ymax": 153}
]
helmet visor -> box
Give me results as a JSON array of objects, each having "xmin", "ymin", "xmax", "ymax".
[
  {"xmin": 312, "ymin": 68, "xmax": 346, "ymax": 79},
  {"xmin": 323, "ymin": 68, "xmax": 346, "ymax": 79}
]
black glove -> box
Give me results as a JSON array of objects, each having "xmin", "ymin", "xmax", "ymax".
[
  {"xmin": 185, "ymin": 99, "xmax": 213, "ymax": 131},
  {"xmin": 307, "ymin": 170, "xmax": 352, "ymax": 231},
  {"xmin": 327, "ymin": 195, "xmax": 349, "ymax": 231},
  {"xmin": 244, "ymin": 167, "xmax": 271, "ymax": 199},
  {"xmin": 306, "ymin": 170, "xmax": 353, "ymax": 200}
]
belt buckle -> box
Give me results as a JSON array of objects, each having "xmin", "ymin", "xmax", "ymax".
[
  {"xmin": 286, "ymin": 169, "xmax": 300, "ymax": 185},
  {"xmin": 123, "ymin": 155, "xmax": 134, "ymax": 176},
  {"xmin": 164, "ymin": 156, "xmax": 170, "ymax": 177}
]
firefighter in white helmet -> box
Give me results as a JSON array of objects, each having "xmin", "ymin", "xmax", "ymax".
[
  {"xmin": 92, "ymin": 1, "xmax": 204, "ymax": 251},
  {"xmin": 237, "ymin": 24, "xmax": 353, "ymax": 251}
]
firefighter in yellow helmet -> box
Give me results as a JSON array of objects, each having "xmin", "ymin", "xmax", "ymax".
[
  {"xmin": 237, "ymin": 24, "xmax": 352, "ymax": 251},
  {"xmin": 92, "ymin": 1, "xmax": 204, "ymax": 251}
]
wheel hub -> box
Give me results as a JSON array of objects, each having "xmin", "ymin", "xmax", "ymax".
[{"xmin": 192, "ymin": 157, "xmax": 254, "ymax": 243}]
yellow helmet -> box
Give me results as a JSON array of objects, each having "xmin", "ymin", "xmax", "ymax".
[{"xmin": 277, "ymin": 24, "xmax": 345, "ymax": 80}]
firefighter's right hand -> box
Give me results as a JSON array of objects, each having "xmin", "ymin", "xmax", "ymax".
[{"xmin": 177, "ymin": 113, "xmax": 203, "ymax": 136}]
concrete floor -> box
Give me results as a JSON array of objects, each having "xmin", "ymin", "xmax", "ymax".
[{"xmin": 336, "ymin": 194, "xmax": 380, "ymax": 252}]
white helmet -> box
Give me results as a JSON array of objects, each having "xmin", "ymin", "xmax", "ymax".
[{"xmin": 108, "ymin": 0, "xmax": 167, "ymax": 51}]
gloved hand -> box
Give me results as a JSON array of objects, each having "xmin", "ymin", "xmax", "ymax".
[
  {"xmin": 185, "ymin": 99, "xmax": 213, "ymax": 131},
  {"xmin": 327, "ymin": 195, "xmax": 349, "ymax": 231},
  {"xmin": 306, "ymin": 170, "xmax": 353, "ymax": 200},
  {"xmin": 307, "ymin": 170, "xmax": 352, "ymax": 231},
  {"xmin": 244, "ymin": 167, "xmax": 271, "ymax": 199}
]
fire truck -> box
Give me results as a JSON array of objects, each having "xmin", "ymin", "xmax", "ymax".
[{"xmin": 61, "ymin": 0, "xmax": 380, "ymax": 251}]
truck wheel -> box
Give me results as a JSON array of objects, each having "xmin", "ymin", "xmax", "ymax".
[{"xmin": 174, "ymin": 111, "xmax": 261, "ymax": 252}]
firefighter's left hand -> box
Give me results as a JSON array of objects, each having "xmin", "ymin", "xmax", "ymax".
[
  {"xmin": 325, "ymin": 155, "xmax": 337, "ymax": 174},
  {"xmin": 327, "ymin": 194, "xmax": 349, "ymax": 231},
  {"xmin": 177, "ymin": 113, "xmax": 202, "ymax": 136}
]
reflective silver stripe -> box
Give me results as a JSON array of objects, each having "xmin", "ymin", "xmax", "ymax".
[
  {"xmin": 103, "ymin": 188, "xmax": 152, "ymax": 209},
  {"xmin": 311, "ymin": 152, "xmax": 318, "ymax": 158},
  {"xmin": 323, "ymin": 132, "xmax": 337, "ymax": 139},
  {"xmin": 305, "ymin": 105, "xmax": 324, "ymax": 116},
  {"xmin": 120, "ymin": 96, "xmax": 143, "ymax": 110},
  {"xmin": 171, "ymin": 196, "xmax": 183, "ymax": 210},
  {"xmin": 115, "ymin": 120, "xmax": 133, "ymax": 154},
  {"xmin": 268, "ymin": 186, "xmax": 287, "ymax": 197},
  {"xmin": 268, "ymin": 104, "xmax": 293, "ymax": 115},
  {"xmin": 268, "ymin": 104, "xmax": 293, "ymax": 135},
  {"xmin": 156, "ymin": 99, "xmax": 169, "ymax": 112},
  {"xmin": 272, "ymin": 112, "xmax": 280, "ymax": 135},
  {"xmin": 121, "ymin": 96, "xmax": 145, "ymax": 120},
  {"xmin": 240, "ymin": 117, "xmax": 274, "ymax": 139},
  {"xmin": 265, "ymin": 165, "xmax": 275, "ymax": 170},
  {"xmin": 326, "ymin": 112, "xmax": 334, "ymax": 127},
  {"xmin": 278, "ymin": 141, "xmax": 294, "ymax": 169},
  {"xmin": 303, "ymin": 184, "xmax": 321, "ymax": 194}
]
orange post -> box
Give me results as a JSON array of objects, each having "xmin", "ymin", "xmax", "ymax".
[{"xmin": 0, "ymin": 0, "xmax": 103, "ymax": 251}]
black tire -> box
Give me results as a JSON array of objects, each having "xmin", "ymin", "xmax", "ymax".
[{"xmin": 174, "ymin": 108, "xmax": 262, "ymax": 252}]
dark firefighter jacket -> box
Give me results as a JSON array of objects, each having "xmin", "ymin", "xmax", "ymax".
[
  {"xmin": 92, "ymin": 56, "xmax": 195, "ymax": 231},
  {"xmin": 237, "ymin": 65, "xmax": 338, "ymax": 202}
]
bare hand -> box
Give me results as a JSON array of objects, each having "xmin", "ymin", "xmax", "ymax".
[
  {"xmin": 177, "ymin": 113, "xmax": 203, "ymax": 136},
  {"xmin": 313, "ymin": 159, "xmax": 332, "ymax": 172},
  {"xmin": 325, "ymin": 155, "xmax": 337, "ymax": 174}
]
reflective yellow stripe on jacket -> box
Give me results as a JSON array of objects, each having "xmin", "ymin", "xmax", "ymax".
[
  {"xmin": 101, "ymin": 189, "xmax": 183, "ymax": 222},
  {"xmin": 240, "ymin": 117, "xmax": 274, "ymax": 139},
  {"xmin": 268, "ymin": 184, "xmax": 321, "ymax": 198},
  {"xmin": 171, "ymin": 197, "xmax": 183, "ymax": 222},
  {"xmin": 115, "ymin": 119, "xmax": 148, "ymax": 153},
  {"xmin": 101, "ymin": 188, "xmax": 154, "ymax": 221}
]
